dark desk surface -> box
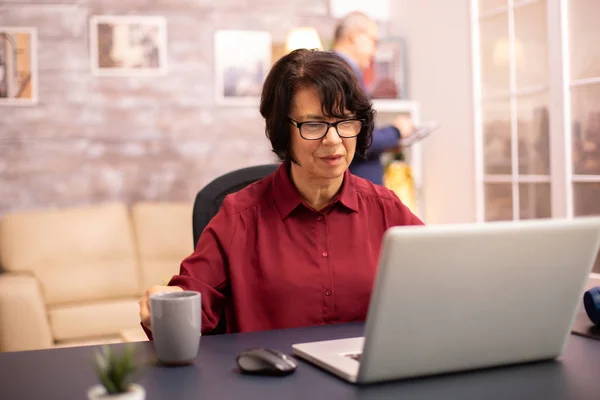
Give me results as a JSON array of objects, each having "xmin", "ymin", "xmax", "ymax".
[{"xmin": 2, "ymin": 321, "xmax": 600, "ymax": 400}]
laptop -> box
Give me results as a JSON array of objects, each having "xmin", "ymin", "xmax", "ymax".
[{"xmin": 292, "ymin": 218, "xmax": 600, "ymax": 384}]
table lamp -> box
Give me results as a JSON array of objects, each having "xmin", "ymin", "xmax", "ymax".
[{"xmin": 285, "ymin": 27, "xmax": 323, "ymax": 53}]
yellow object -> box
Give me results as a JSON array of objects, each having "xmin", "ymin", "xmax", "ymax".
[{"xmin": 383, "ymin": 160, "xmax": 417, "ymax": 214}]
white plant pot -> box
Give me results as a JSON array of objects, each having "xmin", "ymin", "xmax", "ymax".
[{"xmin": 87, "ymin": 383, "xmax": 145, "ymax": 400}]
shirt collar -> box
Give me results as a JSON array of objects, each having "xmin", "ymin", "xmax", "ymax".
[{"xmin": 272, "ymin": 164, "xmax": 359, "ymax": 219}]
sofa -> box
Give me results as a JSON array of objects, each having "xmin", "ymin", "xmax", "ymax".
[{"xmin": 0, "ymin": 201, "xmax": 193, "ymax": 352}]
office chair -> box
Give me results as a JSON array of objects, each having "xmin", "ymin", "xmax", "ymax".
[
  {"xmin": 191, "ymin": 163, "xmax": 279, "ymax": 335},
  {"xmin": 192, "ymin": 163, "xmax": 279, "ymax": 248}
]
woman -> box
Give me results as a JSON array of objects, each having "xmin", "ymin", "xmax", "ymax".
[{"xmin": 139, "ymin": 49, "xmax": 423, "ymax": 336}]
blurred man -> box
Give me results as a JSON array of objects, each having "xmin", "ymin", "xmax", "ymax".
[{"xmin": 333, "ymin": 11, "xmax": 414, "ymax": 185}]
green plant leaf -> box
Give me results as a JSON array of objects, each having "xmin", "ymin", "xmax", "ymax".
[{"xmin": 92, "ymin": 344, "xmax": 139, "ymax": 394}]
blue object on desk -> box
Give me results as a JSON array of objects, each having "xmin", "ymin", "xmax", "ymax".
[{"xmin": 584, "ymin": 286, "xmax": 600, "ymax": 325}]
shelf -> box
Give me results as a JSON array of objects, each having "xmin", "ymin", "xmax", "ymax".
[{"xmin": 371, "ymin": 99, "xmax": 419, "ymax": 114}]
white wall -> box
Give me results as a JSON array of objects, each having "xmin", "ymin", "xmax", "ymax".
[{"xmin": 389, "ymin": 0, "xmax": 477, "ymax": 224}]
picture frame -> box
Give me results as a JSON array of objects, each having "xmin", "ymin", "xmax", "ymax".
[
  {"xmin": 89, "ymin": 15, "xmax": 168, "ymax": 77},
  {"xmin": 0, "ymin": 27, "xmax": 38, "ymax": 105},
  {"xmin": 214, "ymin": 30, "xmax": 271, "ymax": 106},
  {"xmin": 364, "ymin": 37, "xmax": 408, "ymax": 99}
]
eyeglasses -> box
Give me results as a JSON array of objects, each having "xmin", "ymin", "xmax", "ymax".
[{"xmin": 288, "ymin": 118, "xmax": 364, "ymax": 140}]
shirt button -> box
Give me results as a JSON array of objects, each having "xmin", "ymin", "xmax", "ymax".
[
  {"xmin": 317, "ymin": 216, "xmax": 323, "ymax": 221},
  {"xmin": 325, "ymin": 290, "xmax": 332, "ymax": 296},
  {"xmin": 322, "ymin": 251, "xmax": 328, "ymax": 258}
]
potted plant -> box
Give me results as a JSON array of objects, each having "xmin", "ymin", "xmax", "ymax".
[{"xmin": 88, "ymin": 345, "xmax": 145, "ymax": 400}]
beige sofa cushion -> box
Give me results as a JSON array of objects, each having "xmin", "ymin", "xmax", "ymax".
[
  {"xmin": 0, "ymin": 203, "xmax": 140, "ymax": 306},
  {"xmin": 48, "ymin": 298, "xmax": 140, "ymax": 342},
  {"xmin": 131, "ymin": 202, "xmax": 193, "ymax": 291}
]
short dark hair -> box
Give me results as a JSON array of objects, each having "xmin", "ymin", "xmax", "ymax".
[{"xmin": 259, "ymin": 49, "xmax": 375, "ymax": 163}]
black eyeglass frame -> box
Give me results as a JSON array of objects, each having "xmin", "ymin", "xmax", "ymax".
[{"xmin": 288, "ymin": 117, "xmax": 365, "ymax": 140}]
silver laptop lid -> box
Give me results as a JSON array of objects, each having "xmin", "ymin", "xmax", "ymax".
[{"xmin": 358, "ymin": 218, "xmax": 600, "ymax": 383}]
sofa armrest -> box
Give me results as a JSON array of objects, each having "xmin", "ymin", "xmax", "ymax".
[{"xmin": 0, "ymin": 273, "xmax": 54, "ymax": 352}]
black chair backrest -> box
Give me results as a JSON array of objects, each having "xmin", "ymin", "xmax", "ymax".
[{"xmin": 192, "ymin": 163, "xmax": 279, "ymax": 248}]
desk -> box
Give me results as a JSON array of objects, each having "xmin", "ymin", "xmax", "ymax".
[{"xmin": 1, "ymin": 322, "xmax": 600, "ymax": 400}]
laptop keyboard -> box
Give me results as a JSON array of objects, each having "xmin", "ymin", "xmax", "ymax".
[{"xmin": 344, "ymin": 352, "xmax": 362, "ymax": 361}]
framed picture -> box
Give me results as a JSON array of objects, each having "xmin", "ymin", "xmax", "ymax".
[
  {"xmin": 0, "ymin": 27, "xmax": 38, "ymax": 105},
  {"xmin": 364, "ymin": 37, "xmax": 408, "ymax": 99},
  {"xmin": 89, "ymin": 15, "xmax": 168, "ymax": 77},
  {"xmin": 214, "ymin": 30, "xmax": 271, "ymax": 106}
]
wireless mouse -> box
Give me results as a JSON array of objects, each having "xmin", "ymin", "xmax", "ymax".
[{"xmin": 236, "ymin": 348, "xmax": 298, "ymax": 376}]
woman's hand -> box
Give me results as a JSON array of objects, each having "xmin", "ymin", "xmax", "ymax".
[{"xmin": 139, "ymin": 285, "xmax": 183, "ymax": 330}]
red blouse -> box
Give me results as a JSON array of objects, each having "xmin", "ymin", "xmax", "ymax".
[{"xmin": 168, "ymin": 164, "xmax": 423, "ymax": 334}]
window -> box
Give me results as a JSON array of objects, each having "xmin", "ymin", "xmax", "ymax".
[
  {"xmin": 569, "ymin": 0, "xmax": 600, "ymax": 273},
  {"xmin": 472, "ymin": 0, "xmax": 600, "ymax": 273}
]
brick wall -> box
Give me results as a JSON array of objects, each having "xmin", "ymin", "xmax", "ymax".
[{"xmin": 0, "ymin": 0, "xmax": 339, "ymax": 216}]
